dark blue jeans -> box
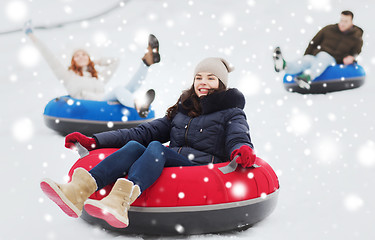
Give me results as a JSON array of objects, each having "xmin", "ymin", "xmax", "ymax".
[{"xmin": 89, "ymin": 141, "xmax": 196, "ymax": 192}]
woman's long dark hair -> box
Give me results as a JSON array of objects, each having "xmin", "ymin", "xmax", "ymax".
[{"xmin": 166, "ymin": 80, "xmax": 226, "ymax": 119}]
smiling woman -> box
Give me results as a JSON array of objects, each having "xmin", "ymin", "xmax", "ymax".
[
  {"xmin": 166, "ymin": 57, "xmax": 234, "ymax": 118},
  {"xmin": 23, "ymin": 22, "xmax": 160, "ymax": 116},
  {"xmin": 40, "ymin": 57, "xmax": 271, "ymax": 233}
]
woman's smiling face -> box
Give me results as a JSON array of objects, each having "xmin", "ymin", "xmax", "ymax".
[
  {"xmin": 72, "ymin": 50, "xmax": 90, "ymax": 67},
  {"xmin": 194, "ymin": 72, "xmax": 219, "ymax": 97}
]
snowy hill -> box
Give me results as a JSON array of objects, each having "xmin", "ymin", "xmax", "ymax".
[{"xmin": 1, "ymin": 0, "xmax": 374, "ymax": 239}]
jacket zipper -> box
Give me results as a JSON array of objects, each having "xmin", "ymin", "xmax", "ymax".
[
  {"xmin": 178, "ymin": 118, "xmax": 193, "ymax": 154},
  {"xmin": 184, "ymin": 118, "xmax": 193, "ymax": 147}
]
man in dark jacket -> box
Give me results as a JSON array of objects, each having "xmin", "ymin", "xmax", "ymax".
[{"xmin": 273, "ymin": 10, "xmax": 363, "ymax": 89}]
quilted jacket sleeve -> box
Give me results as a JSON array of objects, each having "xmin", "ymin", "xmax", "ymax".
[
  {"xmin": 224, "ymin": 108, "xmax": 254, "ymax": 159},
  {"xmin": 93, "ymin": 116, "xmax": 172, "ymax": 148}
]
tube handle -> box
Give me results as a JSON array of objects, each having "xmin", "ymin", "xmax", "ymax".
[
  {"xmin": 74, "ymin": 142, "xmax": 89, "ymax": 159},
  {"xmin": 218, "ymin": 155, "xmax": 260, "ymax": 174}
]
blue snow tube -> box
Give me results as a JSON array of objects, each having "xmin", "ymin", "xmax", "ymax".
[
  {"xmin": 43, "ymin": 96, "xmax": 155, "ymax": 136},
  {"xmin": 283, "ymin": 64, "xmax": 366, "ymax": 94}
]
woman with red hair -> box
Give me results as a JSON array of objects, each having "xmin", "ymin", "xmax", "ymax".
[{"xmin": 24, "ymin": 22, "xmax": 159, "ymax": 117}]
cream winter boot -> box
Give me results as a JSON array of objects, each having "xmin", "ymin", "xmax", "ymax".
[
  {"xmin": 130, "ymin": 185, "xmax": 141, "ymax": 204},
  {"xmin": 40, "ymin": 167, "xmax": 97, "ymax": 218},
  {"xmin": 84, "ymin": 178, "xmax": 141, "ymax": 228}
]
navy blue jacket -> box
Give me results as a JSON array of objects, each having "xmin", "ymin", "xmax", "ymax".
[{"xmin": 94, "ymin": 88, "xmax": 253, "ymax": 164}]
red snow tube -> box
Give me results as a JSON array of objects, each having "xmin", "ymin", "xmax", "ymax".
[{"xmin": 68, "ymin": 148, "xmax": 280, "ymax": 235}]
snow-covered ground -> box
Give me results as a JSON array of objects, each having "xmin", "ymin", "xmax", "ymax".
[{"xmin": 1, "ymin": 0, "xmax": 374, "ymax": 239}]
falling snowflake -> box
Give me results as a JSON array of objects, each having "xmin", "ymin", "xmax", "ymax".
[
  {"xmin": 304, "ymin": 148, "xmax": 311, "ymax": 156},
  {"xmin": 5, "ymin": 1, "xmax": 28, "ymax": 22},
  {"xmin": 18, "ymin": 45, "xmax": 40, "ymax": 67},
  {"xmin": 231, "ymin": 183, "xmax": 247, "ymax": 198},
  {"xmin": 220, "ymin": 13, "xmax": 236, "ymax": 28},
  {"xmin": 64, "ymin": 5, "xmax": 73, "ymax": 14},
  {"xmin": 188, "ymin": 154, "xmax": 195, "ymax": 160},
  {"xmin": 107, "ymin": 121, "xmax": 114, "ymax": 128},
  {"xmin": 67, "ymin": 99, "xmax": 74, "ymax": 105},
  {"xmin": 9, "ymin": 74, "xmax": 18, "ymax": 83},
  {"xmin": 63, "ymin": 175, "xmax": 70, "ymax": 182},
  {"xmin": 178, "ymin": 192, "xmax": 185, "ymax": 199},
  {"xmin": 305, "ymin": 16, "xmax": 314, "ymax": 24},
  {"xmin": 247, "ymin": 0, "xmax": 256, "ymax": 7},
  {"xmin": 99, "ymin": 189, "xmax": 106, "ymax": 196},
  {"xmin": 12, "ymin": 118, "xmax": 34, "ymax": 142},
  {"xmin": 314, "ymin": 137, "xmax": 340, "ymax": 164},
  {"xmin": 44, "ymin": 214, "xmax": 53, "ymax": 222},
  {"xmin": 238, "ymin": 72, "xmax": 261, "ymax": 96},
  {"xmin": 308, "ymin": 0, "xmax": 332, "ymax": 11},
  {"xmin": 327, "ymin": 113, "xmax": 337, "ymax": 121},
  {"xmin": 80, "ymin": 21, "xmax": 89, "ymax": 28},
  {"xmin": 344, "ymin": 194, "xmax": 363, "ymax": 211},
  {"xmin": 175, "ymin": 224, "xmax": 185, "ymax": 233},
  {"xmin": 121, "ymin": 108, "xmax": 130, "ymax": 116},
  {"xmin": 357, "ymin": 140, "xmax": 375, "ymax": 167},
  {"xmin": 134, "ymin": 29, "xmax": 150, "ymax": 46},
  {"xmin": 263, "ymin": 142, "xmax": 272, "ymax": 152},
  {"xmin": 287, "ymin": 110, "xmax": 312, "ymax": 135},
  {"xmin": 93, "ymin": 31, "xmax": 109, "ymax": 47}
]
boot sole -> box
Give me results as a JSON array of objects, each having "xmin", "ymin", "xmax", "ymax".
[
  {"xmin": 273, "ymin": 55, "xmax": 284, "ymax": 72},
  {"xmin": 40, "ymin": 179, "xmax": 81, "ymax": 218},
  {"xmin": 84, "ymin": 199, "xmax": 128, "ymax": 228},
  {"xmin": 273, "ymin": 47, "xmax": 285, "ymax": 72},
  {"xmin": 152, "ymin": 52, "xmax": 160, "ymax": 64},
  {"xmin": 148, "ymin": 34, "xmax": 159, "ymax": 49},
  {"xmin": 137, "ymin": 89, "xmax": 155, "ymax": 118},
  {"xmin": 295, "ymin": 79, "xmax": 311, "ymax": 89},
  {"xmin": 149, "ymin": 34, "xmax": 160, "ymax": 64}
]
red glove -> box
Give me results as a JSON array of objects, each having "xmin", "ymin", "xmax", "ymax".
[
  {"xmin": 230, "ymin": 145, "xmax": 256, "ymax": 168},
  {"xmin": 65, "ymin": 132, "xmax": 97, "ymax": 150}
]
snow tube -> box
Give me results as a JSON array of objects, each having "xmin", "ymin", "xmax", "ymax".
[
  {"xmin": 283, "ymin": 64, "xmax": 365, "ymax": 94},
  {"xmin": 43, "ymin": 96, "xmax": 155, "ymax": 136},
  {"xmin": 68, "ymin": 148, "xmax": 280, "ymax": 235}
]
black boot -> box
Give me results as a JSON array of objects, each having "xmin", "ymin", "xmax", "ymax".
[
  {"xmin": 142, "ymin": 34, "xmax": 160, "ymax": 66},
  {"xmin": 273, "ymin": 47, "xmax": 286, "ymax": 72},
  {"xmin": 136, "ymin": 89, "xmax": 155, "ymax": 118}
]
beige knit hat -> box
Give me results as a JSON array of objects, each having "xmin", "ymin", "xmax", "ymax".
[{"xmin": 193, "ymin": 57, "xmax": 234, "ymax": 87}]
